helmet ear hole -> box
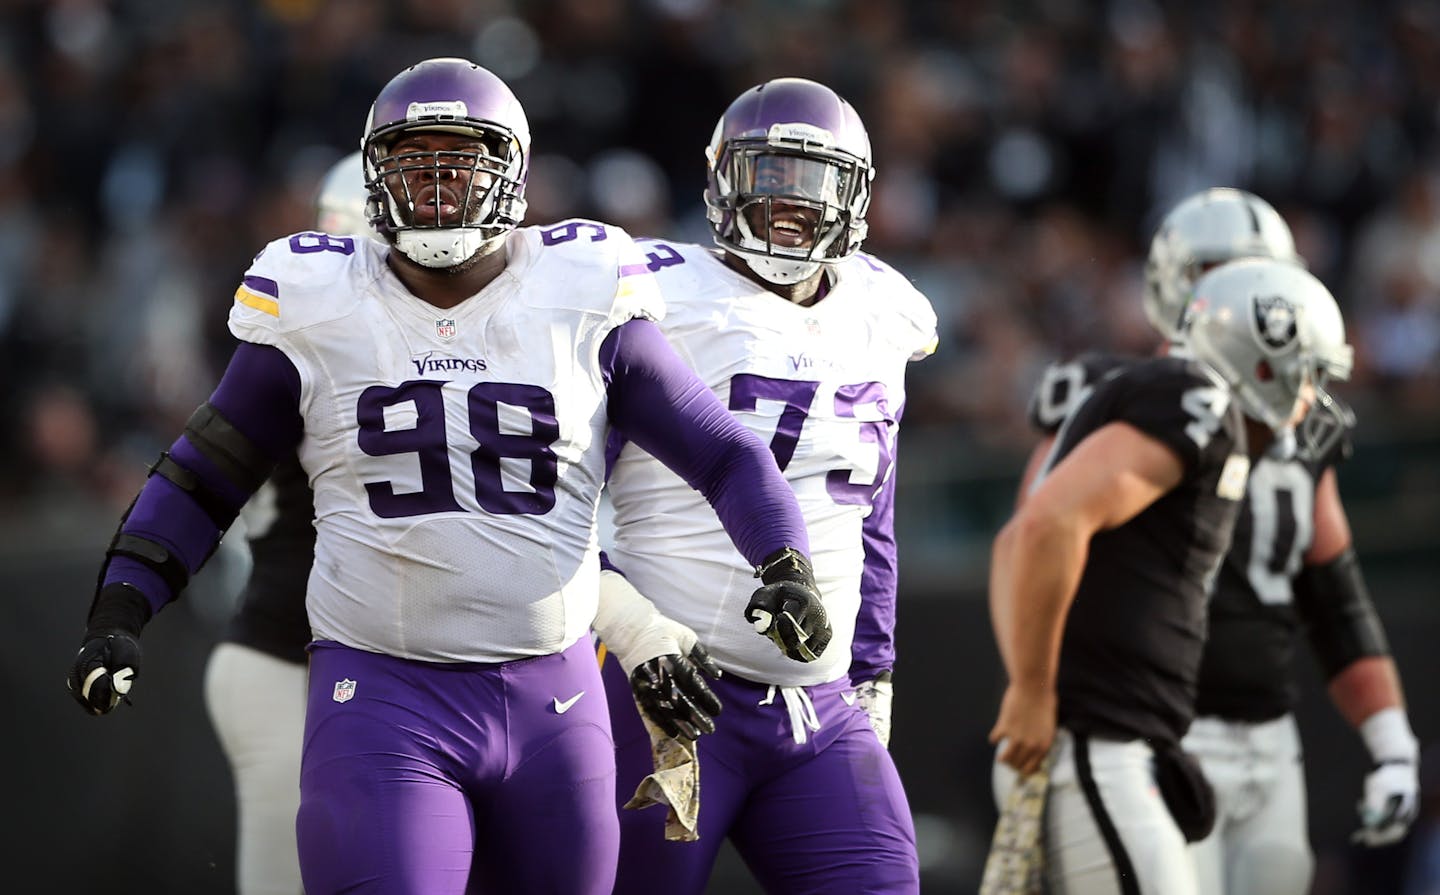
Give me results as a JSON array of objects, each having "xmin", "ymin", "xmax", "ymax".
[{"xmin": 1255, "ymin": 359, "xmax": 1274, "ymax": 382}]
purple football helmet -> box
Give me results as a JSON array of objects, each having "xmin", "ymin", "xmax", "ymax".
[
  {"xmin": 361, "ymin": 58, "xmax": 530, "ymax": 268},
  {"xmin": 704, "ymin": 78, "xmax": 874, "ymax": 284}
]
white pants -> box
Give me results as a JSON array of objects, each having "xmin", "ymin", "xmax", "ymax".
[
  {"xmin": 204, "ymin": 642, "xmax": 308, "ymax": 895},
  {"xmin": 993, "ymin": 729, "xmax": 1197, "ymax": 895},
  {"xmin": 1183, "ymin": 714, "xmax": 1313, "ymax": 895}
]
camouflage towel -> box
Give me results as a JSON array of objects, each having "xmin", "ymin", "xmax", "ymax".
[
  {"xmin": 979, "ymin": 752, "xmax": 1055, "ymax": 895},
  {"xmin": 621, "ymin": 697, "xmax": 701, "ymax": 842}
]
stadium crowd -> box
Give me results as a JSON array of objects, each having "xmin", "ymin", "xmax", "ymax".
[{"xmin": 5, "ymin": 0, "xmax": 1440, "ymax": 514}]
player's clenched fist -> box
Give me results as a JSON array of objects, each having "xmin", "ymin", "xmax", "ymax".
[
  {"xmin": 67, "ymin": 584, "xmax": 151, "ymax": 716},
  {"xmin": 745, "ymin": 547, "xmax": 832, "ymax": 663}
]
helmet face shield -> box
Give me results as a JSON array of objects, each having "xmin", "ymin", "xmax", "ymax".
[
  {"xmin": 703, "ymin": 78, "xmax": 874, "ymax": 284},
  {"xmin": 718, "ymin": 144, "xmax": 865, "ymax": 261}
]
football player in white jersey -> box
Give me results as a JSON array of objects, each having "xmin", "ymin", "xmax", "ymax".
[
  {"xmin": 597, "ymin": 78, "xmax": 936, "ymax": 894},
  {"xmin": 201, "ymin": 149, "xmax": 376, "ymax": 895},
  {"xmin": 65, "ymin": 58, "xmax": 832, "ymax": 895}
]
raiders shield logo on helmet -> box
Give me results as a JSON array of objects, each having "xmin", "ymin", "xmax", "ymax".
[{"xmin": 1254, "ymin": 295, "xmax": 1298, "ymax": 349}]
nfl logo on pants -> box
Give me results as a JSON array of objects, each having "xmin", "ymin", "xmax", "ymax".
[{"xmin": 332, "ymin": 678, "xmax": 357, "ymax": 703}]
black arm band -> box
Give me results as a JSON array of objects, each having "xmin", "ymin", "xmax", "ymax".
[
  {"xmin": 107, "ymin": 533, "xmax": 191, "ymax": 597},
  {"xmin": 183, "ymin": 402, "xmax": 274, "ymax": 495},
  {"xmin": 86, "ymin": 582, "xmax": 154, "ymax": 637},
  {"xmin": 150, "ymin": 452, "xmax": 235, "ymax": 529},
  {"xmin": 1293, "ymin": 548, "xmax": 1391, "ymax": 679}
]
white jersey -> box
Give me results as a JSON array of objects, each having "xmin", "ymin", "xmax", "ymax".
[
  {"xmin": 607, "ymin": 242, "xmax": 936, "ymax": 685},
  {"xmin": 229, "ymin": 221, "xmax": 663, "ymax": 662}
]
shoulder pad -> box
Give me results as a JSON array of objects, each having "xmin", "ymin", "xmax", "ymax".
[
  {"xmin": 229, "ymin": 232, "xmax": 377, "ymax": 345},
  {"xmin": 1104, "ymin": 356, "xmax": 1242, "ymax": 474},
  {"xmin": 629, "ymin": 239, "xmax": 722, "ymax": 308},
  {"xmin": 845, "ymin": 253, "xmax": 938, "ymax": 360},
  {"xmin": 520, "ymin": 220, "xmax": 666, "ymax": 325},
  {"xmin": 1027, "ymin": 352, "xmax": 1131, "ymax": 434}
]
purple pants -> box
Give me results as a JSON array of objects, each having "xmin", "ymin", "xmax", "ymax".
[
  {"xmin": 603, "ymin": 656, "xmax": 920, "ymax": 895},
  {"xmin": 297, "ymin": 637, "xmax": 617, "ymax": 894}
]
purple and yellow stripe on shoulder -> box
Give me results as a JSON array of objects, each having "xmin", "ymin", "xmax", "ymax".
[
  {"xmin": 234, "ymin": 275, "xmax": 280, "ymax": 317},
  {"xmin": 616, "ymin": 261, "xmax": 655, "ymax": 301}
]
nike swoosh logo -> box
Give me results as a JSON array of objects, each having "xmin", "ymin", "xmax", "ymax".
[
  {"xmin": 553, "ymin": 691, "xmax": 585, "ymax": 714},
  {"xmin": 841, "ymin": 691, "xmax": 857, "ymax": 706}
]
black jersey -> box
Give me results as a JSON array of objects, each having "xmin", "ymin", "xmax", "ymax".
[
  {"xmin": 1043, "ymin": 356, "xmax": 1250, "ymax": 745},
  {"xmin": 1195, "ymin": 421, "xmax": 1354, "ymax": 721},
  {"xmin": 222, "ymin": 454, "xmax": 315, "ymax": 663},
  {"xmin": 1026, "ymin": 351, "xmax": 1133, "ymax": 435}
]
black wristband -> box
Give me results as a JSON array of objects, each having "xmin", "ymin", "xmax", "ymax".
[
  {"xmin": 86, "ymin": 583, "xmax": 154, "ymax": 638},
  {"xmin": 754, "ymin": 546, "xmax": 815, "ymax": 587}
]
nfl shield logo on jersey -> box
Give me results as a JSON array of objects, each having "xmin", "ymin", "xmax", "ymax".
[
  {"xmin": 332, "ymin": 678, "xmax": 357, "ymax": 703},
  {"xmin": 435, "ymin": 318, "xmax": 458, "ymax": 340}
]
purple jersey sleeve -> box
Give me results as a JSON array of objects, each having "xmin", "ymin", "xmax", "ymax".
[
  {"xmin": 103, "ymin": 342, "xmax": 303, "ymax": 615},
  {"xmin": 601, "ymin": 318, "xmax": 809, "ymax": 565},
  {"xmin": 850, "ymin": 439, "xmax": 901, "ymax": 684}
]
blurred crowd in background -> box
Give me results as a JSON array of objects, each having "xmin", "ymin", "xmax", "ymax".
[
  {"xmin": 5, "ymin": 1, "xmax": 1440, "ymax": 891},
  {"xmin": 6, "ymin": 0, "xmax": 1440, "ymax": 518}
]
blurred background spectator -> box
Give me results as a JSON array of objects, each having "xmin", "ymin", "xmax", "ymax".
[{"xmin": 8, "ymin": 1, "xmax": 1438, "ymax": 892}]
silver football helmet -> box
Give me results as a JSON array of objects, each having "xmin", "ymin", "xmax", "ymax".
[
  {"xmin": 1145, "ymin": 188, "xmax": 1302, "ymax": 341},
  {"xmin": 314, "ymin": 151, "xmax": 379, "ymax": 239},
  {"xmin": 1186, "ymin": 259, "xmax": 1353, "ymax": 435}
]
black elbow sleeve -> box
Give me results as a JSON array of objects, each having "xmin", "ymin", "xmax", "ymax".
[{"xmin": 1293, "ymin": 548, "xmax": 1390, "ymax": 679}]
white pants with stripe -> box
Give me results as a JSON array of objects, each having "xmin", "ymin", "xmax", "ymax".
[
  {"xmin": 204, "ymin": 642, "xmax": 308, "ymax": 895},
  {"xmin": 993, "ymin": 729, "xmax": 1197, "ymax": 895},
  {"xmin": 1183, "ymin": 714, "xmax": 1312, "ymax": 895}
]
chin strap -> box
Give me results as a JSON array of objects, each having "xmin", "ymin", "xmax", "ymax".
[
  {"xmin": 743, "ymin": 253, "xmax": 822, "ymax": 285},
  {"xmin": 395, "ymin": 228, "xmax": 504, "ymax": 269}
]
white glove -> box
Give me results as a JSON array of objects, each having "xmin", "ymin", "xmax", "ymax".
[
  {"xmin": 1353, "ymin": 762, "xmax": 1420, "ymax": 846},
  {"xmin": 1353, "ymin": 707, "xmax": 1421, "ymax": 847},
  {"xmin": 854, "ymin": 676, "xmax": 894, "ymax": 748}
]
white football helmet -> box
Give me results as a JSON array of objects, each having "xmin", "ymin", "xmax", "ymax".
[
  {"xmin": 314, "ymin": 151, "xmax": 379, "ymax": 239},
  {"xmin": 1185, "ymin": 259, "xmax": 1353, "ymax": 434},
  {"xmin": 1145, "ymin": 188, "xmax": 1302, "ymax": 341}
]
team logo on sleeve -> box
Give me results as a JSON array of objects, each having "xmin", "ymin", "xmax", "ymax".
[
  {"xmin": 1254, "ymin": 296, "xmax": 1298, "ymax": 349},
  {"xmin": 332, "ymin": 679, "xmax": 357, "ymax": 703},
  {"xmin": 435, "ymin": 318, "xmax": 458, "ymax": 340}
]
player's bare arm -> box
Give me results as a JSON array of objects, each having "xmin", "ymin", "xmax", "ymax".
[
  {"xmin": 1013, "ymin": 434, "xmax": 1055, "ymax": 509},
  {"xmin": 989, "ymin": 422, "xmax": 1184, "ymax": 774}
]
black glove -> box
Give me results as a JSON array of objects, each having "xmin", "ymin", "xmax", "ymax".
[
  {"xmin": 631, "ymin": 644, "xmax": 724, "ymax": 741},
  {"xmin": 68, "ymin": 584, "xmax": 151, "ymax": 716},
  {"xmin": 745, "ymin": 547, "xmax": 831, "ymax": 662}
]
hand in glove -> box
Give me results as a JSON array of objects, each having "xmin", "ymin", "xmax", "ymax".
[
  {"xmin": 745, "ymin": 547, "xmax": 831, "ymax": 662},
  {"xmin": 853, "ymin": 672, "xmax": 894, "ymax": 748},
  {"xmin": 1352, "ymin": 761, "xmax": 1420, "ymax": 847},
  {"xmin": 595, "ymin": 568, "xmax": 722, "ymax": 740},
  {"xmin": 68, "ymin": 584, "xmax": 151, "ymax": 716},
  {"xmin": 1353, "ymin": 707, "xmax": 1421, "ymax": 847}
]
